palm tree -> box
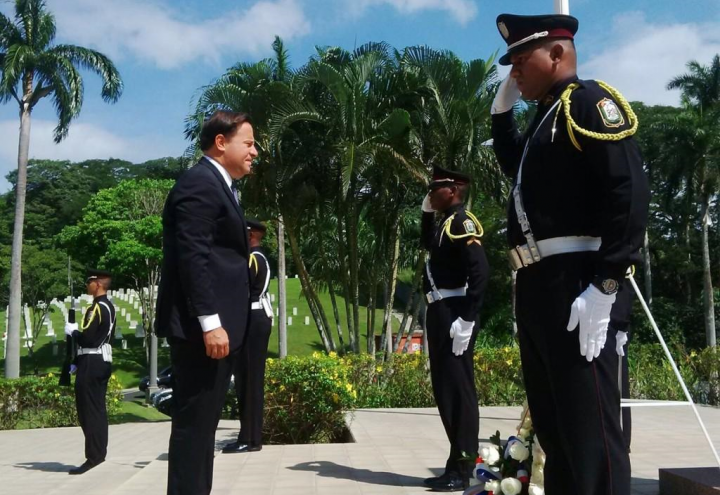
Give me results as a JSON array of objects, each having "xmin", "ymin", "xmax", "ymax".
[
  {"xmin": 664, "ymin": 55, "xmax": 720, "ymax": 347},
  {"xmin": 0, "ymin": 0, "xmax": 122, "ymax": 378}
]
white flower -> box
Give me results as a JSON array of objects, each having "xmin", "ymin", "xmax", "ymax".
[
  {"xmin": 518, "ymin": 427, "xmax": 530, "ymax": 439},
  {"xmin": 500, "ymin": 477, "xmax": 523, "ymax": 495},
  {"xmin": 485, "ymin": 480, "xmax": 501, "ymax": 493},
  {"xmin": 483, "ymin": 446, "xmax": 501, "ymax": 465},
  {"xmin": 508, "ymin": 442, "xmax": 530, "ymax": 462},
  {"xmin": 528, "ymin": 483, "xmax": 545, "ymax": 495},
  {"xmin": 532, "ymin": 436, "xmax": 544, "ymax": 457}
]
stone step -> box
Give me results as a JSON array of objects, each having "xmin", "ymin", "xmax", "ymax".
[{"xmin": 660, "ymin": 467, "xmax": 720, "ymax": 495}]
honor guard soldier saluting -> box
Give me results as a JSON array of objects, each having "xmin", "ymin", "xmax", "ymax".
[
  {"xmin": 223, "ymin": 218, "xmax": 273, "ymax": 454},
  {"xmin": 491, "ymin": 13, "xmax": 650, "ymax": 495},
  {"xmin": 64, "ymin": 269, "xmax": 116, "ymax": 475},
  {"xmin": 421, "ymin": 166, "xmax": 490, "ymax": 492}
]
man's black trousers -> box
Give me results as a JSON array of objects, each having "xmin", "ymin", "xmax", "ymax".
[
  {"xmin": 74, "ymin": 354, "xmax": 111, "ymax": 464},
  {"xmin": 426, "ymin": 296, "xmax": 479, "ymax": 477},
  {"xmin": 516, "ymin": 253, "xmax": 630, "ymax": 495},
  {"xmin": 166, "ymin": 338, "xmax": 235, "ymax": 495},
  {"xmin": 235, "ymin": 312, "xmax": 272, "ymax": 446}
]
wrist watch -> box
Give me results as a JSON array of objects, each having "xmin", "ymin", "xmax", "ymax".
[{"xmin": 593, "ymin": 277, "xmax": 619, "ymax": 295}]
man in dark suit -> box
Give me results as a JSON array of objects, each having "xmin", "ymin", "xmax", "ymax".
[{"xmin": 156, "ymin": 110, "xmax": 258, "ymax": 495}]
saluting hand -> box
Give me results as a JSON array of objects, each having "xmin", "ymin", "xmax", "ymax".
[{"xmin": 203, "ymin": 327, "xmax": 230, "ymax": 359}]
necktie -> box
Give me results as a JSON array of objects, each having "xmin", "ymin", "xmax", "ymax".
[{"xmin": 230, "ymin": 184, "xmax": 239, "ymax": 205}]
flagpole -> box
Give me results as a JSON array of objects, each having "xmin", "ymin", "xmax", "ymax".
[{"xmin": 554, "ymin": 0, "xmax": 569, "ymax": 14}]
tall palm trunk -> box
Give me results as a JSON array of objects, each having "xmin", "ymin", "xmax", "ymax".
[
  {"xmin": 337, "ymin": 213, "xmax": 356, "ymax": 352},
  {"xmin": 328, "ymin": 284, "xmax": 346, "ymax": 351},
  {"xmin": 347, "ymin": 192, "xmax": 361, "ymax": 351},
  {"xmin": 701, "ymin": 188, "xmax": 716, "ymax": 347},
  {"xmin": 286, "ymin": 224, "xmax": 335, "ymax": 352},
  {"xmin": 277, "ymin": 217, "xmax": 288, "ymax": 358},
  {"xmin": 381, "ymin": 219, "xmax": 401, "ymax": 359},
  {"xmin": 5, "ymin": 101, "xmax": 32, "ymax": 379}
]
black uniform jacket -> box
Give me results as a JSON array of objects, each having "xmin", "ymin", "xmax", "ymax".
[
  {"xmin": 492, "ymin": 77, "xmax": 650, "ymax": 281},
  {"xmin": 155, "ymin": 157, "xmax": 250, "ymax": 352},
  {"xmin": 421, "ymin": 204, "xmax": 490, "ymax": 322},
  {"xmin": 73, "ymin": 294, "xmax": 115, "ymax": 349}
]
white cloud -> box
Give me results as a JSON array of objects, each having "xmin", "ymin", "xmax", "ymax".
[
  {"xmin": 348, "ymin": 0, "xmax": 478, "ymax": 26},
  {"xmin": 579, "ymin": 12, "xmax": 720, "ymax": 106},
  {"xmin": 45, "ymin": 0, "xmax": 311, "ymax": 70},
  {"xmin": 0, "ymin": 119, "xmax": 182, "ymax": 191}
]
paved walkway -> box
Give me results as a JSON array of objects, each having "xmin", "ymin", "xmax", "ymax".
[{"xmin": 1, "ymin": 405, "xmax": 719, "ymax": 494}]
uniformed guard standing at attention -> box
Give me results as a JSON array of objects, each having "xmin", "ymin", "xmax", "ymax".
[
  {"xmin": 64, "ymin": 269, "xmax": 116, "ymax": 475},
  {"xmin": 421, "ymin": 166, "xmax": 490, "ymax": 492},
  {"xmin": 222, "ymin": 218, "xmax": 273, "ymax": 454},
  {"xmin": 490, "ymin": 13, "xmax": 650, "ymax": 495}
]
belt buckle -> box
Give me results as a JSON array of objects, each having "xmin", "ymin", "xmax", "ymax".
[
  {"xmin": 426, "ymin": 291, "xmax": 441, "ymax": 304},
  {"xmin": 508, "ymin": 247, "xmax": 527, "ymax": 271}
]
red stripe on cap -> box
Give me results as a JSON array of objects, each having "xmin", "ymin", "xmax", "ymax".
[{"xmin": 547, "ymin": 28, "xmax": 574, "ymax": 40}]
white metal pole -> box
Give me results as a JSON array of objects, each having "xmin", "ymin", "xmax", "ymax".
[
  {"xmin": 629, "ymin": 275, "xmax": 720, "ymax": 468},
  {"xmin": 554, "ymin": 0, "xmax": 569, "ymax": 15}
]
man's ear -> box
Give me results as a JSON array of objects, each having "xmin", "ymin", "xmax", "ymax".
[
  {"xmin": 550, "ymin": 42, "xmax": 564, "ymax": 63},
  {"xmin": 215, "ymin": 133, "xmax": 226, "ymax": 151}
]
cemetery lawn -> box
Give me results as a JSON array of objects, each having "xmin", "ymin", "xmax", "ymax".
[
  {"xmin": 110, "ymin": 396, "xmax": 170, "ymax": 424},
  {"xmin": 0, "ymin": 279, "xmax": 396, "ymax": 389}
]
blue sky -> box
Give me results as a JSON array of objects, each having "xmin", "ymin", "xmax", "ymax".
[{"xmin": 0, "ymin": 0, "xmax": 719, "ymax": 191}]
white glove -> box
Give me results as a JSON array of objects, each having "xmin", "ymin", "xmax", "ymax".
[
  {"xmin": 70, "ymin": 364, "xmax": 77, "ymax": 375},
  {"xmin": 616, "ymin": 331, "xmax": 628, "ymax": 357},
  {"xmin": 491, "ymin": 75, "xmax": 521, "ymax": 115},
  {"xmin": 566, "ymin": 285, "xmax": 616, "ymax": 362},
  {"xmin": 449, "ymin": 317, "xmax": 474, "ymax": 356},
  {"xmin": 64, "ymin": 322, "xmax": 78, "ymax": 337},
  {"xmin": 421, "ymin": 193, "xmax": 435, "ymax": 213}
]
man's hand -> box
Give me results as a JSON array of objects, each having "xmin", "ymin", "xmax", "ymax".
[
  {"xmin": 491, "ymin": 75, "xmax": 521, "ymax": 115},
  {"xmin": 566, "ymin": 285, "xmax": 616, "ymax": 362},
  {"xmin": 449, "ymin": 317, "xmax": 474, "ymax": 356},
  {"xmin": 70, "ymin": 364, "xmax": 77, "ymax": 375},
  {"xmin": 421, "ymin": 193, "xmax": 435, "ymax": 213},
  {"xmin": 64, "ymin": 322, "xmax": 78, "ymax": 337},
  {"xmin": 203, "ymin": 327, "xmax": 230, "ymax": 360}
]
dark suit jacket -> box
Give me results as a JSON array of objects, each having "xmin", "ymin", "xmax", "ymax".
[{"xmin": 156, "ymin": 157, "xmax": 250, "ymax": 351}]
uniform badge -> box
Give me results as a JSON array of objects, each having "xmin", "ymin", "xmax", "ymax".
[
  {"xmin": 463, "ymin": 219, "xmax": 476, "ymax": 234},
  {"xmin": 597, "ymin": 98, "xmax": 625, "ymax": 128},
  {"xmin": 498, "ymin": 21, "xmax": 509, "ymax": 39}
]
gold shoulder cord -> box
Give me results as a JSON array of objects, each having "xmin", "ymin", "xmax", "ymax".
[
  {"xmin": 249, "ymin": 253, "xmax": 259, "ymax": 275},
  {"xmin": 552, "ymin": 80, "xmax": 639, "ymax": 152},
  {"xmin": 81, "ymin": 304, "xmax": 102, "ymax": 330},
  {"xmin": 441, "ymin": 211, "xmax": 485, "ymax": 243}
]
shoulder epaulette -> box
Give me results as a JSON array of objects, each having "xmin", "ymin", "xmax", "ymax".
[
  {"xmin": 441, "ymin": 210, "xmax": 484, "ymax": 244},
  {"xmin": 554, "ymin": 80, "xmax": 639, "ymax": 151}
]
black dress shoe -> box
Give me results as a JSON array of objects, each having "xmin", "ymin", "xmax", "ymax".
[
  {"xmin": 221, "ymin": 441, "xmax": 262, "ymax": 453},
  {"xmin": 69, "ymin": 459, "xmax": 103, "ymax": 475},
  {"xmin": 423, "ymin": 472, "xmax": 464, "ymax": 492}
]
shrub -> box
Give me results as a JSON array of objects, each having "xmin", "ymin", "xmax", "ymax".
[
  {"xmin": 223, "ymin": 351, "xmax": 356, "ymax": 444},
  {"xmin": 0, "ymin": 372, "xmax": 123, "ymax": 430}
]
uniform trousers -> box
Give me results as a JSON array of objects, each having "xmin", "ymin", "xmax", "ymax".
[
  {"xmin": 74, "ymin": 354, "xmax": 111, "ymax": 464},
  {"xmin": 426, "ymin": 296, "xmax": 479, "ymax": 477},
  {"xmin": 235, "ymin": 311, "xmax": 272, "ymax": 445},
  {"xmin": 516, "ymin": 252, "xmax": 630, "ymax": 495},
  {"xmin": 167, "ymin": 337, "xmax": 236, "ymax": 495}
]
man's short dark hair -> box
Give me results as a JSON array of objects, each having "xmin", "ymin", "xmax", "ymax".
[{"xmin": 199, "ymin": 110, "xmax": 252, "ymax": 152}]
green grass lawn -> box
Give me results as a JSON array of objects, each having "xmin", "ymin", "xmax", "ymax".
[
  {"xmin": 0, "ymin": 278, "xmax": 394, "ymax": 389},
  {"xmin": 110, "ymin": 396, "xmax": 170, "ymax": 424}
]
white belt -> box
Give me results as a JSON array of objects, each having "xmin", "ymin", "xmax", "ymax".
[
  {"xmin": 251, "ymin": 302, "xmax": 263, "ymax": 310},
  {"xmin": 426, "ymin": 287, "xmax": 467, "ymax": 304},
  {"xmin": 509, "ymin": 236, "xmax": 601, "ymax": 271},
  {"xmin": 77, "ymin": 347, "xmax": 102, "ymax": 356}
]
